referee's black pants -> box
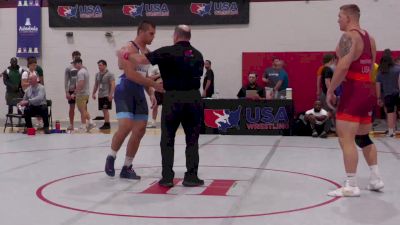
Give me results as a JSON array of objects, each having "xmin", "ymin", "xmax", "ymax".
[{"xmin": 160, "ymin": 90, "xmax": 202, "ymax": 180}]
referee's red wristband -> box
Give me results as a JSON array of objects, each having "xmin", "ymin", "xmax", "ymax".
[{"xmin": 123, "ymin": 52, "xmax": 129, "ymax": 60}]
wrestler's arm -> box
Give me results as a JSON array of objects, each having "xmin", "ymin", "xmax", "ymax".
[
  {"xmin": 118, "ymin": 45, "xmax": 156, "ymax": 88},
  {"xmin": 128, "ymin": 53, "xmax": 150, "ymax": 65},
  {"xmin": 327, "ymin": 32, "xmax": 357, "ymax": 94}
]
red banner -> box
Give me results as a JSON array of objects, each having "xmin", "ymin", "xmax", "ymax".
[{"xmin": 242, "ymin": 51, "xmax": 400, "ymax": 114}]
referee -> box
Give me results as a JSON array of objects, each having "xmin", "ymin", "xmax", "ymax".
[{"xmin": 127, "ymin": 25, "xmax": 205, "ymax": 187}]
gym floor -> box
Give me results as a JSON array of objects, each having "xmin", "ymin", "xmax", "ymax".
[{"xmin": 0, "ymin": 128, "xmax": 399, "ymax": 225}]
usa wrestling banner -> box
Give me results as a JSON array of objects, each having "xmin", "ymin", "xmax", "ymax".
[
  {"xmin": 48, "ymin": 0, "xmax": 249, "ymax": 27},
  {"xmin": 17, "ymin": 0, "xmax": 41, "ymax": 57},
  {"xmin": 201, "ymin": 99, "xmax": 294, "ymax": 136}
]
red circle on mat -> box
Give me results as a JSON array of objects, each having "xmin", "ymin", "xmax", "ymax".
[{"xmin": 36, "ymin": 165, "xmax": 341, "ymax": 219}]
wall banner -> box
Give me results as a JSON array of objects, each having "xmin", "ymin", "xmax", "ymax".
[
  {"xmin": 48, "ymin": 0, "xmax": 249, "ymax": 27},
  {"xmin": 17, "ymin": 0, "xmax": 41, "ymax": 58}
]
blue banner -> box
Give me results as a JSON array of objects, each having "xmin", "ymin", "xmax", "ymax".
[{"xmin": 17, "ymin": 0, "xmax": 41, "ymax": 58}]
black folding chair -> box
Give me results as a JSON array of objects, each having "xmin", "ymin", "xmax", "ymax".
[{"xmin": 3, "ymin": 98, "xmax": 24, "ymax": 132}]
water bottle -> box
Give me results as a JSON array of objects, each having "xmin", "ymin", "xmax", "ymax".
[
  {"xmin": 286, "ymin": 88, "xmax": 293, "ymax": 100},
  {"xmin": 55, "ymin": 120, "xmax": 61, "ymax": 130}
]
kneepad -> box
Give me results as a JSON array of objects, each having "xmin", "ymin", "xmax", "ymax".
[{"xmin": 355, "ymin": 134, "xmax": 373, "ymax": 148}]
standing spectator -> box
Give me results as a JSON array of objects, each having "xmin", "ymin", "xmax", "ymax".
[
  {"xmin": 18, "ymin": 74, "xmax": 50, "ymax": 134},
  {"xmin": 147, "ymin": 65, "xmax": 162, "ymax": 128},
  {"xmin": 316, "ymin": 63, "xmax": 325, "ymax": 98},
  {"xmin": 262, "ymin": 57, "xmax": 288, "ymax": 98},
  {"xmin": 320, "ymin": 53, "xmax": 337, "ymax": 129},
  {"xmin": 2, "ymin": 57, "xmax": 24, "ymax": 114},
  {"xmin": 64, "ymin": 51, "xmax": 81, "ymax": 130},
  {"xmin": 305, "ymin": 100, "xmax": 330, "ymax": 138},
  {"xmin": 92, "ymin": 60, "xmax": 115, "ymax": 130},
  {"xmin": 72, "ymin": 58, "xmax": 96, "ymax": 132},
  {"xmin": 376, "ymin": 54, "xmax": 400, "ymax": 137},
  {"xmin": 202, "ymin": 60, "xmax": 214, "ymax": 98},
  {"xmin": 395, "ymin": 56, "xmax": 400, "ymax": 66},
  {"xmin": 27, "ymin": 56, "xmax": 44, "ymax": 84},
  {"xmin": 21, "ymin": 59, "xmax": 39, "ymax": 91}
]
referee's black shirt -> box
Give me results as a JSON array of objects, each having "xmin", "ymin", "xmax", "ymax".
[{"xmin": 145, "ymin": 41, "xmax": 204, "ymax": 91}]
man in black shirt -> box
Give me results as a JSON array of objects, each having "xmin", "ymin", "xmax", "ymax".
[
  {"xmin": 320, "ymin": 54, "xmax": 336, "ymax": 111},
  {"xmin": 237, "ymin": 72, "xmax": 266, "ymax": 99},
  {"xmin": 202, "ymin": 60, "xmax": 214, "ymax": 98},
  {"xmin": 127, "ymin": 25, "xmax": 205, "ymax": 187}
]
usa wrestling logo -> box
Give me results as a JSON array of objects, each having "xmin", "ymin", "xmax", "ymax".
[
  {"xmin": 57, "ymin": 6, "xmax": 78, "ymax": 19},
  {"xmin": 204, "ymin": 106, "xmax": 241, "ymax": 132},
  {"xmin": 190, "ymin": 2, "xmax": 213, "ymax": 16},
  {"xmin": 122, "ymin": 4, "xmax": 144, "ymax": 18}
]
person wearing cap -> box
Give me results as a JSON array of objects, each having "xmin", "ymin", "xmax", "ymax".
[
  {"xmin": 72, "ymin": 57, "xmax": 96, "ymax": 132},
  {"xmin": 2, "ymin": 57, "xmax": 24, "ymax": 114},
  {"xmin": 64, "ymin": 51, "xmax": 81, "ymax": 130},
  {"xmin": 125, "ymin": 25, "xmax": 205, "ymax": 187}
]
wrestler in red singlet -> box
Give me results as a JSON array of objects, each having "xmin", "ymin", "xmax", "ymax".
[{"xmin": 336, "ymin": 29, "xmax": 376, "ymax": 124}]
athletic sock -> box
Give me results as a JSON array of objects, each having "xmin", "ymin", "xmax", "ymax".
[
  {"xmin": 346, "ymin": 173, "xmax": 357, "ymax": 187},
  {"xmin": 369, "ymin": 165, "xmax": 380, "ymax": 180},
  {"xmin": 124, "ymin": 157, "xmax": 134, "ymax": 167},
  {"xmin": 109, "ymin": 150, "xmax": 117, "ymax": 158}
]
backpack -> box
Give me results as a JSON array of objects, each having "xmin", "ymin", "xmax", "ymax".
[
  {"xmin": 292, "ymin": 112, "xmax": 312, "ymax": 136},
  {"xmin": 6, "ymin": 67, "xmax": 24, "ymax": 76}
]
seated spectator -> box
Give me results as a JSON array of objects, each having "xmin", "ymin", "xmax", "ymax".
[
  {"xmin": 18, "ymin": 74, "xmax": 50, "ymax": 134},
  {"xmin": 305, "ymin": 100, "xmax": 330, "ymax": 138},
  {"xmin": 237, "ymin": 72, "xmax": 265, "ymax": 99}
]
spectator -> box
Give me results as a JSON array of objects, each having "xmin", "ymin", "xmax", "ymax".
[
  {"xmin": 320, "ymin": 53, "xmax": 336, "ymax": 110},
  {"xmin": 64, "ymin": 51, "xmax": 81, "ymax": 130},
  {"xmin": 237, "ymin": 72, "xmax": 265, "ymax": 99},
  {"xmin": 2, "ymin": 57, "xmax": 24, "ymax": 114},
  {"xmin": 18, "ymin": 74, "xmax": 50, "ymax": 134},
  {"xmin": 21, "ymin": 59, "xmax": 39, "ymax": 91},
  {"xmin": 72, "ymin": 57, "xmax": 96, "ymax": 132},
  {"xmin": 27, "ymin": 56, "xmax": 44, "ymax": 84},
  {"xmin": 395, "ymin": 56, "xmax": 400, "ymax": 66},
  {"xmin": 316, "ymin": 63, "xmax": 325, "ymax": 98},
  {"xmin": 202, "ymin": 60, "xmax": 214, "ymax": 98},
  {"xmin": 376, "ymin": 54, "xmax": 400, "ymax": 137},
  {"xmin": 262, "ymin": 57, "xmax": 288, "ymax": 98},
  {"xmin": 305, "ymin": 100, "xmax": 330, "ymax": 138},
  {"xmin": 92, "ymin": 60, "xmax": 115, "ymax": 130},
  {"xmin": 147, "ymin": 65, "xmax": 162, "ymax": 128}
]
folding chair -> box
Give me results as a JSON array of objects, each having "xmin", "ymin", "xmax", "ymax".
[{"xmin": 3, "ymin": 98, "xmax": 24, "ymax": 132}]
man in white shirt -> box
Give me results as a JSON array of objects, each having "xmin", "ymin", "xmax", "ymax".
[
  {"xmin": 72, "ymin": 57, "xmax": 96, "ymax": 132},
  {"xmin": 305, "ymin": 100, "xmax": 330, "ymax": 138}
]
